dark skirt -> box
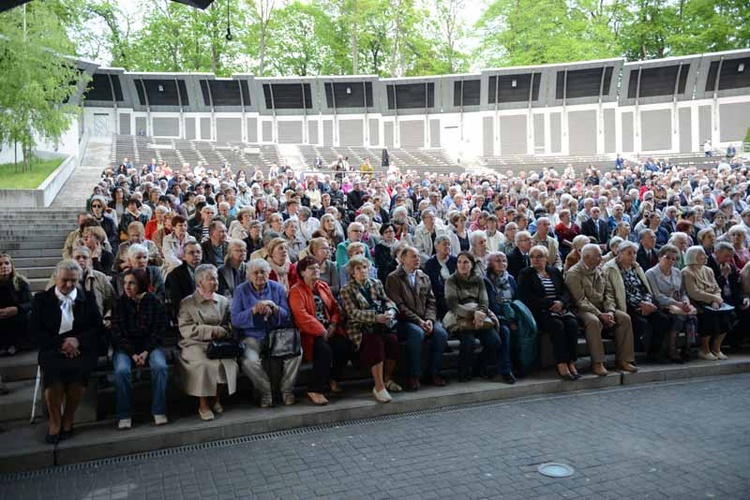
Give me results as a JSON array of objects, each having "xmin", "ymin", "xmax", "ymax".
[
  {"xmin": 38, "ymin": 349, "xmax": 97, "ymax": 388},
  {"xmin": 697, "ymin": 310, "xmax": 734, "ymax": 337}
]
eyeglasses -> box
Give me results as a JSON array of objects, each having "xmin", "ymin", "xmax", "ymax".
[{"xmin": 91, "ymin": 205, "xmax": 102, "ymax": 208}]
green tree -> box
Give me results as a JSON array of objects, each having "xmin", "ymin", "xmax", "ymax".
[
  {"xmin": 669, "ymin": 0, "xmax": 750, "ymax": 56},
  {"xmin": 0, "ymin": 0, "xmax": 85, "ymax": 171}
]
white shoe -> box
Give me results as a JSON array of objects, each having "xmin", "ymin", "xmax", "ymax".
[
  {"xmin": 153, "ymin": 414, "xmax": 168, "ymax": 426},
  {"xmin": 714, "ymin": 351, "xmax": 728, "ymax": 360},
  {"xmin": 117, "ymin": 418, "xmax": 132, "ymax": 430},
  {"xmin": 698, "ymin": 350, "xmax": 717, "ymax": 361},
  {"xmin": 385, "ymin": 380, "xmax": 403, "ymax": 393},
  {"xmin": 373, "ymin": 387, "xmax": 392, "ymax": 403},
  {"xmin": 198, "ymin": 408, "xmax": 215, "ymax": 421}
]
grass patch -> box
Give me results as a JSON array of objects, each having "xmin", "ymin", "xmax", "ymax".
[{"xmin": 0, "ymin": 157, "xmax": 64, "ymax": 189}]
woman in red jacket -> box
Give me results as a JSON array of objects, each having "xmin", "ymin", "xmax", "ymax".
[{"xmin": 289, "ymin": 257, "xmax": 353, "ymax": 405}]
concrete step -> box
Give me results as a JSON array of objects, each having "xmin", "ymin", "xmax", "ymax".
[
  {"xmin": 15, "ymin": 267, "xmax": 55, "ymax": 279},
  {"xmin": 0, "ymin": 350, "xmax": 37, "ymax": 382},
  {"xmin": 0, "ymin": 240, "xmax": 66, "ymax": 251},
  {"xmin": 4, "ymin": 248, "xmax": 63, "ymax": 259},
  {"xmin": 0, "ymin": 379, "xmax": 37, "ymax": 423},
  {"xmin": 13, "ymin": 257, "xmax": 62, "ymax": 268},
  {"xmin": 28, "ymin": 278, "xmax": 52, "ymax": 292},
  {"xmin": 0, "ymin": 232, "xmax": 69, "ymax": 240}
]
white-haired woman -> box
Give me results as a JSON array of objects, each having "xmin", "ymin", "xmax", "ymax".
[
  {"xmin": 178, "ymin": 264, "xmax": 238, "ymax": 421},
  {"xmin": 114, "ymin": 243, "xmax": 165, "ymax": 301},
  {"xmin": 682, "ymin": 246, "xmax": 732, "ymax": 360}
]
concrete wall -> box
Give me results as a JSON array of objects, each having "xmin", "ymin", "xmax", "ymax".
[{"xmin": 0, "ymin": 153, "xmax": 76, "ymax": 208}]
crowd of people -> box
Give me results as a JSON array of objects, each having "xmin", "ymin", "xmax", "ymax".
[{"xmin": 2, "ymin": 150, "xmax": 750, "ymax": 444}]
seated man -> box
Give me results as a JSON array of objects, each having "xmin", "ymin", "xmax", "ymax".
[
  {"xmin": 201, "ymin": 220, "xmax": 229, "ymax": 267},
  {"xmin": 165, "ymin": 241, "xmax": 202, "ymax": 320},
  {"xmin": 386, "ymin": 245, "xmax": 448, "ymax": 390},
  {"xmin": 636, "ymin": 228, "xmax": 659, "ymax": 271},
  {"xmin": 565, "ymin": 244, "xmax": 637, "ymax": 376}
]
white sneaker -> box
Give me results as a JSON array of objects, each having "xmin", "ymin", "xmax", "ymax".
[
  {"xmin": 117, "ymin": 418, "xmax": 132, "ymax": 430},
  {"xmin": 714, "ymin": 351, "xmax": 728, "ymax": 360},
  {"xmin": 698, "ymin": 350, "xmax": 717, "ymax": 361},
  {"xmin": 153, "ymin": 414, "xmax": 169, "ymax": 426},
  {"xmin": 373, "ymin": 387, "xmax": 392, "ymax": 403}
]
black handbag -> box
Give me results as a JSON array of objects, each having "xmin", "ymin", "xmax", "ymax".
[
  {"xmin": 262, "ymin": 326, "xmax": 302, "ymax": 359},
  {"xmin": 206, "ymin": 339, "xmax": 245, "ymax": 359}
]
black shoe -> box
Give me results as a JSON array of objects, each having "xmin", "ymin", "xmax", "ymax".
[
  {"xmin": 59, "ymin": 426, "xmax": 74, "ymax": 440},
  {"xmin": 45, "ymin": 433, "xmax": 59, "ymax": 445},
  {"xmin": 669, "ymin": 356, "xmax": 685, "ymax": 364},
  {"xmin": 501, "ymin": 373, "xmax": 517, "ymax": 385}
]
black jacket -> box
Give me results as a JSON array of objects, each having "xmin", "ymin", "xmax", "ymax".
[
  {"xmin": 424, "ymin": 255, "xmax": 457, "ymax": 319},
  {"xmin": 636, "ymin": 246, "xmax": 659, "ymax": 271},
  {"xmin": 201, "ymin": 240, "xmax": 229, "ymax": 267},
  {"xmin": 516, "ymin": 266, "xmax": 571, "ymax": 317},
  {"xmin": 165, "ymin": 263, "xmax": 196, "ymax": 318},
  {"xmin": 506, "ymin": 247, "xmax": 530, "ymax": 280},
  {"xmin": 581, "ymin": 218, "xmax": 611, "ymax": 245},
  {"xmin": 111, "ymin": 292, "xmax": 166, "ymax": 355},
  {"xmin": 30, "ymin": 286, "xmax": 102, "ymax": 354}
]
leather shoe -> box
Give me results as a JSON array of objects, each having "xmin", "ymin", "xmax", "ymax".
[
  {"xmin": 617, "ymin": 362, "xmax": 638, "ymax": 373},
  {"xmin": 59, "ymin": 426, "xmax": 74, "ymax": 440},
  {"xmin": 45, "ymin": 433, "xmax": 59, "ymax": 445},
  {"xmin": 405, "ymin": 377, "xmax": 420, "ymax": 391},
  {"xmin": 430, "ymin": 375, "xmax": 447, "ymax": 387},
  {"xmin": 592, "ymin": 363, "xmax": 609, "ymax": 376},
  {"xmin": 501, "ymin": 373, "xmax": 517, "ymax": 385}
]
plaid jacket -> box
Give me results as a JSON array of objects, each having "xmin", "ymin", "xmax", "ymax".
[{"xmin": 340, "ymin": 278, "xmax": 397, "ymax": 349}]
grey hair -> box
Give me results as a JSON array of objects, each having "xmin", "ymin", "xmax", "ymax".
[
  {"xmin": 638, "ymin": 228, "xmax": 655, "ymax": 241},
  {"xmin": 283, "ymin": 218, "xmax": 297, "ymax": 229},
  {"xmin": 348, "ymin": 221, "xmax": 364, "ymax": 234},
  {"xmin": 346, "ymin": 241, "xmax": 368, "ymax": 257},
  {"xmin": 355, "ymin": 213, "xmax": 371, "ymax": 225},
  {"xmin": 572, "ymin": 234, "xmax": 591, "ymax": 249},
  {"xmin": 155, "ymin": 205, "xmax": 170, "ymax": 215},
  {"xmin": 435, "ymin": 234, "xmax": 451, "ymax": 246},
  {"xmin": 714, "ymin": 241, "xmax": 734, "ymax": 253},
  {"xmin": 684, "ymin": 245, "xmax": 706, "ymax": 266},
  {"xmin": 392, "ymin": 206, "xmax": 409, "ymax": 220},
  {"xmin": 246, "ymin": 258, "xmax": 271, "ymax": 277},
  {"xmin": 346, "ymin": 255, "xmax": 371, "ymax": 275},
  {"xmin": 529, "ymin": 245, "xmax": 549, "ymax": 258},
  {"xmin": 71, "ymin": 246, "xmax": 91, "ymax": 258},
  {"xmin": 127, "ymin": 243, "xmax": 149, "ymax": 260},
  {"xmin": 55, "ymin": 259, "xmax": 82, "ymax": 278},
  {"xmin": 194, "ymin": 264, "xmax": 217, "ymax": 285},
  {"xmin": 581, "ymin": 243, "xmax": 602, "ymax": 259},
  {"xmin": 608, "ymin": 236, "xmax": 624, "ymax": 252},
  {"xmin": 298, "ymin": 206, "xmax": 311, "ymax": 218},
  {"xmin": 618, "ymin": 240, "xmax": 638, "ymax": 254},
  {"xmin": 470, "ymin": 230, "xmax": 488, "ymax": 246},
  {"xmin": 667, "ymin": 233, "xmax": 688, "ymax": 245},
  {"xmin": 514, "ymin": 230, "xmax": 531, "ymax": 245},
  {"xmin": 728, "ymin": 225, "xmax": 747, "ymax": 237},
  {"xmin": 228, "ymin": 238, "xmax": 247, "ymax": 251}
]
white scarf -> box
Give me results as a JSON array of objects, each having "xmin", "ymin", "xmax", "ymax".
[{"xmin": 55, "ymin": 287, "xmax": 78, "ymax": 335}]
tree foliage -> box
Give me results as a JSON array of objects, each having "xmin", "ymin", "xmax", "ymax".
[{"xmin": 0, "ymin": 0, "xmax": 86, "ymax": 170}]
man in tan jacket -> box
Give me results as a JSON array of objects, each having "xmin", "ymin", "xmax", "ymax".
[{"xmin": 565, "ymin": 244, "xmax": 637, "ymax": 376}]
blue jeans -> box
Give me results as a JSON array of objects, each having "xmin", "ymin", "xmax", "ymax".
[
  {"xmin": 497, "ymin": 324, "xmax": 513, "ymax": 375},
  {"xmin": 114, "ymin": 348, "xmax": 168, "ymax": 419},
  {"xmin": 457, "ymin": 328, "xmax": 501, "ymax": 378},
  {"xmin": 396, "ymin": 321, "xmax": 448, "ymax": 378}
]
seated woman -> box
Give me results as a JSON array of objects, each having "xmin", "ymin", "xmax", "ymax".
[
  {"xmin": 217, "ymin": 239, "xmax": 248, "ymax": 299},
  {"xmin": 645, "ymin": 244, "xmax": 698, "ymax": 363},
  {"xmin": 289, "ymin": 257, "xmax": 353, "ymax": 405},
  {"xmin": 340, "ymin": 256, "xmax": 401, "ymax": 403},
  {"xmin": 667, "ymin": 232, "xmax": 689, "ymax": 269},
  {"xmin": 82, "ymin": 226, "xmax": 115, "ymax": 276},
  {"xmin": 0, "ymin": 253, "xmax": 31, "ymax": 356},
  {"xmin": 305, "ymin": 237, "xmax": 339, "ymax": 296},
  {"xmin": 727, "ymin": 226, "xmax": 750, "ymax": 269},
  {"xmin": 564, "ymin": 234, "xmax": 591, "ymax": 274},
  {"xmin": 482, "ymin": 252, "xmax": 518, "ymax": 383},
  {"xmin": 339, "ymin": 242, "xmax": 378, "ymax": 289},
  {"xmin": 111, "ymin": 269, "xmax": 169, "ymax": 429},
  {"xmin": 114, "ymin": 244, "xmax": 165, "ymax": 301},
  {"xmin": 178, "ymin": 264, "xmax": 238, "ymax": 421},
  {"xmin": 517, "ymin": 245, "xmax": 580, "ymax": 379},
  {"xmin": 682, "ymin": 246, "xmax": 733, "ymax": 360},
  {"xmin": 31, "ymin": 260, "xmax": 102, "ymax": 444},
  {"xmin": 373, "ymin": 223, "xmax": 400, "ymax": 284},
  {"xmin": 232, "ymin": 259, "xmax": 301, "ymax": 408},
  {"xmin": 602, "ymin": 236, "xmax": 623, "ymax": 263},
  {"xmin": 265, "ymin": 237, "xmax": 298, "ymax": 292},
  {"xmin": 444, "ymin": 252, "xmax": 502, "ymax": 382}
]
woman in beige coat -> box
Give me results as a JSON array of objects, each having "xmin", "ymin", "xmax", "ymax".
[{"xmin": 178, "ymin": 264, "xmax": 238, "ymax": 421}]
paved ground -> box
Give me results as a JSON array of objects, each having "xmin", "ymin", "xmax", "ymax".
[{"xmin": 2, "ymin": 374, "xmax": 749, "ymax": 500}]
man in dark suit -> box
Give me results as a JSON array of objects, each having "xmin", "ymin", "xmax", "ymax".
[
  {"xmin": 165, "ymin": 241, "xmax": 202, "ymax": 320},
  {"xmin": 386, "ymin": 246, "xmax": 448, "ymax": 390},
  {"xmin": 636, "ymin": 229, "xmax": 659, "ymax": 271},
  {"xmin": 581, "ymin": 207, "xmax": 610, "ymax": 252},
  {"xmin": 660, "ymin": 206, "xmax": 679, "ymax": 236},
  {"xmin": 200, "ymin": 220, "xmax": 229, "ymax": 267},
  {"xmin": 507, "ymin": 231, "xmax": 533, "ymax": 279}
]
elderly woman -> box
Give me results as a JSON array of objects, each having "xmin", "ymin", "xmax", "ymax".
[
  {"xmin": 178, "ymin": 264, "xmax": 238, "ymax": 421},
  {"xmin": 413, "ymin": 209, "xmax": 447, "ymax": 264},
  {"xmin": 289, "ymin": 257, "xmax": 352, "ymax": 405},
  {"xmin": 645, "ymin": 245, "xmax": 698, "ymax": 363},
  {"xmin": 145, "ymin": 205, "xmax": 170, "ymax": 242},
  {"xmin": 282, "ymin": 219, "xmax": 306, "ymax": 263},
  {"xmin": 304, "ymin": 237, "xmax": 339, "ymax": 295},
  {"xmin": 82, "ymin": 226, "xmax": 115, "ymax": 276},
  {"xmin": 613, "ymin": 220, "xmax": 636, "ymax": 243},
  {"xmin": 232, "ymin": 259, "xmax": 301, "ymax": 408},
  {"xmin": 604, "ymin": 240, "xmax": 670, "ymax": 362},
  {"xmin": 727, "ymin": 225, "xmax": 750, "ymax": 269},
  {"xmin": 162, "ymin": 215, "xmax": 197, "ymax": 276},
  {"xmin": 115, "ymin": 221, "xmax": 163, "ymax": 271},
  {"xmin": 119, "ymin": 198, "xmax": 150, "ymax": 242},
  {"xmin": 483, "ymin": 252, "xmax": 519, "ymax": 382},
  {"xmin": 444, "ymin": 252, "xmax": 502, "ymax": 382},
  {"xmin": 318, "ymin": 214, "xmax": 344, "ymax": 258},
  {"xmin": 339, "ymin": 242, "xmax": 378, "ymax": 289},
  {"xmin": 518, "ymin": 246, "xmax": 579, "ymax": 380},
  {"xmin": 373, "ymin": 223, "xmax": 400, "ymax": 284},
  {"xmin": 0, "ymin": 253, "xmax": 31, "ymax": 356},
  {"xmin": 218, "ymin": 239, "xmax": 248, "ymax": 299},
  {"xmin": 469, "ymin": 230, "xmax": 490, "ymax": 275},
  {"xmin": 448, "ymin": 212, "xmax": 470, "ymax": 254},
  {"xmin": 563, "ymin": 234, "xmax": 591, "ymax": 274},
  {"xmin": 498, "ymin": 222, "xmax": 518, "ymax": 255},
  {"xmin": 710, "ymin": 211, "xmax": 729, "ymax": 238},
  {"xmin": 111, "ymin": 269, "xmax": 169, "ymax": 429},
  {"xmin": 603, "ymin": 236, "xmax": 623, "ymax": 263},
  {"xmin": 682, "ymin": 246, "xmax": 733, "ymax": 360},
  {"xmin": 243, "ymin": 219, "xmax": 264, "ymax": 256},
  {"xmin": 31, "ymin": 260, "xmax": 102, "ymax": 443},
  {"xmin": 114, "ymin": 244, "xmax": 165, "ymax": 301},
  {"xmin": 228, "ymin": 207, "xmax": 254, "ymax": 240},
  {"xmin": 667, "ymin": 232, "xmax": 689, "ymax": 269},
  {"xmin": 265, "ymin": 237, "xmax": 298, "ymax": 291},
  {"xmin": 341, "ymin": 256, "xmax": 401, "ymax": 402}
]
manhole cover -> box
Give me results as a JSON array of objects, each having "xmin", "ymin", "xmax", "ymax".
[{"xmin": 537, "ymin": 462, "xmax": 574, "ymax": 478}]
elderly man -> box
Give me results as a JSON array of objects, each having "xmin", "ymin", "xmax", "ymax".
[
  {"xmin": 636, "ymin": 228, "xmax": 659, "ymax": 271},
  {"xmin": 565, "ymin": 244, "xmax": 637, "ymax": 376},
  {"xmin": 114, "ymin": 222, "xmax": 163, "ymax": 271},
  {"xmin": 386, "ymin": 246, "xmax": 448, "ymax": 390},
  {"xmin": 413, "ymin": 209, "xmax": 448, "ymax": 265},
  {"xmin": 531, "ymin": 217, "xmax": 561, "ymax": 269},
  {"xmin": 201, "ymin": 221, "xmax": 229, "ymax": 267},
  {"xmin": 218, "ymin": 239, "xmax": 248, "ymax": 299},
  {"xmin": 165, "ymin": 241, "xmax": 202, "ymax": 319},
  {"xmin": 507, "ymin": 230, "xmax": 533, "ymax": 279},
  {"xmin": 335, "ymin": 221, "xmax": 373, "ymax": 270},
  {"xmin": 581, "ymin": 207, "xmax": 610, "ymax": 252}
]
